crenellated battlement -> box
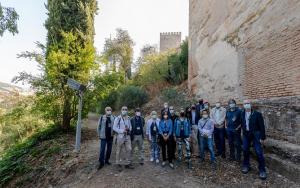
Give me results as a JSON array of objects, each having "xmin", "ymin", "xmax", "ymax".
[
  {"xmin": 159, "ymin": 32, "xmax": 182, "ymax": 52},
  {"xmin": 160, "ymin": 32, "xmax": 181, "ymax": 36}
]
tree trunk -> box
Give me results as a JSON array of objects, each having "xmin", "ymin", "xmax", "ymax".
[{"xmin": 62, "ymin": 94, "xmax": 72, "ymax": 130}]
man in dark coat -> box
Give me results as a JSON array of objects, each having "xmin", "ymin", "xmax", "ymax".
[{"xmin": 241, "ymin": 100, "xmax": 267, "ymax": 180}]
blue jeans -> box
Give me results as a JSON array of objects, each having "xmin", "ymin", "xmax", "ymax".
[
  {"xmin": 199, "ymin": 135, "xmax": 215, "ymax": 162},
  {"xmin": 243, "ymin": 131, "xmax": 266, "ymax": 172},
  {"xmin": 99, "ymin": 138, "xmax": 113, "ymax": 164},
  {"xmin": 214, "ymin": 127, "xmax": 226, "ymax": 156},
  {"xmin": 226, "ymin": 129, "xmax": 242, "ymax": 160}
]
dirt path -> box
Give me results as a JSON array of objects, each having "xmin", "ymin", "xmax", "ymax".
[{"xmin": 54, "ymin": 114, "xmax": 299, "ymax": 188}]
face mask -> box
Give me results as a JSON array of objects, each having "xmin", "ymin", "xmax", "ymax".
[
  {"xmin": 203, "ymin": 114, "xmax": 208, "ymax": 119},
  {"xmin": 229, "ymin": 103, "xmax": 236, "ymax": 108},
  {"xmin": 136, "ymin": 112, "xmax": 141, "ymax": 116},
  {"xmin": 180, "ymin": 112, "xmax": 184, "ymax": 117},
  {"xmin": 164, "ymin": 115, "xmax": 168, "ymax": 119},
  {"xmin": 244, "ymin": 104, "xmax": 251, "ymax": 110},
  {"xmin": 170, "ymin": 109, "xmax": 174, "ymax": 114},
  {"xmin": 106, "ymin": 110, "xmax": 112, "ymax": 115},
  {"xmin": 216, "ymin": 103, "xmax": 221, "ymax": 108},
  {"xmin": 121, "ymin": 110, "xmax": 127, "ymax": 116},
  {"xmin": 152, "ymin": 115, "xmax": 157, "ymax": 119},
  {"xmin": 192, "ymin": 107, "xmax": 196, "ymax": 110}
]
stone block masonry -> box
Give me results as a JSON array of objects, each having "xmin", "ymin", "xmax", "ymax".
[
  {"xmin": 189, "ymin": 0, "xmax": 300, "ymax": 181},
  {"xmin": 160, "ymin": 32, "xmax": 181, "ymax": 52}
]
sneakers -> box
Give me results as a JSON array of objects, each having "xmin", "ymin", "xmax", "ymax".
[
  {"xmin": 169, "ymin": 163, "xmax": 174, "ymax": 169},
  {"xmin": 155, "ymin": 159, "xmax": 159, "ymax": 164},
  {"xmin": 150, "ymin": 157, "xmax": 154, "ymax": 162},
  {"xmin": 125, "ymin": 164, "xmax": 134, "ymax": 169},
  {"xmin": 259, "ymin": 171, "xmax": 267, "ymax": 180},
  {"xmin": 241, "ymin": 166, "xmax": 250, "ymax": 174},
  {"xmin": 162, "ymin": 161, "xmax": 166, "ymax": 166}
]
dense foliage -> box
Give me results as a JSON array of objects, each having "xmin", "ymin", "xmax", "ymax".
[{"xmin": 0, "ymin": 2, "xmax": 19, "ymax": 36}]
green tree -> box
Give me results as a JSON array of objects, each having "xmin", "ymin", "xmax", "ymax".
[
  {"xmin": 13, "ymin": 0, "xmax": 98, "ymax": 130},
  {"xmin": 44, "ymin": 0, "xmax": 98, "ymax": 129},
  {"xmin": 102, "ymin": 28, "xmax": 134, "ymax": 83},
  {"xmin": 0, "ymin": 2, "xmax": 19, "ymax": 36}
]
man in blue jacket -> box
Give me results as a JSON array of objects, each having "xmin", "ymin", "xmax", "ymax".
[
  {"xmin": 241, "ymin": 100, "xmax": 267, "ymax": 180},
  {"xmin": 174, "ymin": 108, "xmax": 192, "ymax": 169},
  {"xmin": 225, "ymin": 99, "xmax": 242, "ymax": 161}
]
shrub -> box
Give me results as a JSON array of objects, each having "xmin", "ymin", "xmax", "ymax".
[{"xmin": 117, "ymin": 86, "xmax": 148, "ymax": 109}]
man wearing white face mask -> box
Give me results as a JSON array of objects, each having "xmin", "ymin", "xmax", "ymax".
[
  {"xmin": 241, "ymin": 100, "xmax": 267, "ymax": 180},
  {"xmin": 113, "ymin": 106, "xmax": 133, "ymax": 171},
  {"xmin": 198, "ymin": 109, "xmax": 216, "ymax": 169},
  {"xmin": 210, "ymin": 101, "xmax": 226, "ymax": 158},
  {"xmin": 130, "ymin": 108, "xmax": 145, "ymax": 165},
  {"xmin": 97, "ymin": 106, "xmax": 115, "ymax": 170},
  {"xmin": 161, "ymin": 102, "xmax": 171, "ymax": 119}
]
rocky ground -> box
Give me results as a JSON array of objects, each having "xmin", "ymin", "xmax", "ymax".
[
  {"xmin": 6, "ymin": 113, "xmax": 299, "ymax": 188},
  {"xmin": 27, "ymin": 114, "xmax": 300, "ymax": 187}
]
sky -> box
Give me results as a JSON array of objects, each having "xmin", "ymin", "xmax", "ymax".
[{"xmin": 0, "ymin": 0, "xmax": 189, "ymax": 87}]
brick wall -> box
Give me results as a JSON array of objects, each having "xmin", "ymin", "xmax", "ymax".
[
  {"xmin": 189, "ymin": 0, "xmax": 300, "ymax": 143},
  {"xmin": 243, "ymin": 28, "xmax": 300, "ymax": 99}
]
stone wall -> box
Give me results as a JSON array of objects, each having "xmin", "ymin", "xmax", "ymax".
[
  {"xmin": 160, "ymin": 32, "xmax": 181, "ymax": 52},
  {"xmin": 189, "ymin": 0, "xmax": 300, "ymax": 143}
]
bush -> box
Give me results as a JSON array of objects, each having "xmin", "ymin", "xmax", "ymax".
[
  {"xmin": 117, "ymin": 86, "xmax": 148, "ymax": 109},
  {"xmin": 0, "ymin": 97, "xmax": 49, "ymax": 154},
  {"xmin": 0, "ymin": 124, "xmax": 63, "ymax": 187}
]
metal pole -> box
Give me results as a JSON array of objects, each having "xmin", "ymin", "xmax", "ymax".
[{"xmin": 75, "ymin": 91, "xmax": 83, "ymax": 152}]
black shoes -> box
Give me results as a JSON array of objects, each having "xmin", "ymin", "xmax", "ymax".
[
  {"xmin": 97, "ymin": 163, "xmax": 104, "ymax": 170},
  {"xmin": 105, "ymin": 161, "xmax": 111, "ymax": 165}
]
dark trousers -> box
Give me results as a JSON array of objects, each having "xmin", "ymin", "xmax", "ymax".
[
  {"xmin": 243, "ymin": 131, "xmax": 266, "ymax": 172},
  {"xmin": 214, "ymin": 127, "xmax": 226, "ymax": 157},
  {"xmin": 160, "ymin": 136, "xmax": 173, "ymax": 163},
  {"xmin": 99, "ymin": 138, "xmax": 113, "ymax": 164},
  {"xmin": 226, "ymin": 129, "xmax": 242, "ymax": 160},
  {"xmin": 170, "ymin": 135, "xmax": 176, "ymax": 160}
]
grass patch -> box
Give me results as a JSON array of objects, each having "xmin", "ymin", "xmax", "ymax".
[{"xmin": 0, "ymin": 124, "xmax": 64, "ymax": 187}]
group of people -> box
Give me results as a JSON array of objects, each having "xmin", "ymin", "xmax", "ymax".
[{"xmin": 97, "ymin": 98, "xmax": 267, "ymax": 180}]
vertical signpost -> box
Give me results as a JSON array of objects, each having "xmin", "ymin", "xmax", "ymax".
[{"xmin": 67, "ymin": 78, "xmax": 86, "ymax": 153}]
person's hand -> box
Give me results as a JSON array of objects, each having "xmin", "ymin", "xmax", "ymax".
[
  {"xmin": 174, "ymin": 137, "xmax": 177, "ymax": 142},
  {"xmin": 260, "ymin": 139, "xmax": 265, "ymax": 145},
  {"xmin": 187, "ymin": 137, "xmax": 191, "ymax": 142}
]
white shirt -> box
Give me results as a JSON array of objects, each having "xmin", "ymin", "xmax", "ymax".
[
  {"xmin": 245, "ymin": 112, "xmax": 251, "ymax": 131},
  {"xmin": 210, "ymin": 107, "xmax": 226, "ymax": 128},
  {"xmin": 113, "ymin": 115, "xmax": 132, "ymax": 137}
]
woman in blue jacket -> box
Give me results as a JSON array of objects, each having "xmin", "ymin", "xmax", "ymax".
[
  {"xmin": 159, "ymin": 111, "xmax": 174, "ymax": 169},
  {"xmin": 174, "ymin": 109, "xmax": 192, "ymax": 169}
]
